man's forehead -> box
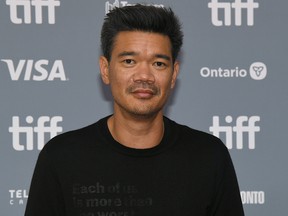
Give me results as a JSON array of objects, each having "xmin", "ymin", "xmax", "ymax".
[{"xmin": 112, "ymin": 31, "xmax": 172, "ymax": 57}]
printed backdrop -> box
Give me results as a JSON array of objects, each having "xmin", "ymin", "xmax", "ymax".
[{"xmin": 1, "ymin": 0, "xmax": 287, "ymax": 215}]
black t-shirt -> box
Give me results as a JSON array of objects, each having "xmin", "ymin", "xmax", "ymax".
[{"xmin": 25, "ymin": 116, "xmax": 244, "ymax": 216}]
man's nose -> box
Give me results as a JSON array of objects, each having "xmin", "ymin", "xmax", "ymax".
[{"xmin": 132, "ymin": 62, "xmax": 155, "ymax": 83}]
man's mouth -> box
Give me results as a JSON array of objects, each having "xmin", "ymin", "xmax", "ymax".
[
  {"xmin": 127, "ymin": 83, "xmax": 159, "ymax": 99},
  {"xmin": 132, "ymin": 89, "xmax": 155, "ymax": 99}
]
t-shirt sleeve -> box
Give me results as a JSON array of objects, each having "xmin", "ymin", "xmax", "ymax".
[
  {"xmin": 210, "ymin": 142, "xmax": 245, "ymax": 216},
  {"xmin": 24, "ymin": 147, "xmax": 65, "ymax": 216}
]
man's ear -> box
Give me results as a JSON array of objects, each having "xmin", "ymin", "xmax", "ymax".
[
  {"xmin": 99, "ymin": 56, "xmax": 110, "ymax": 84},
  {"xmin": 171, "ymin": 61, "xmax": 180, "ymax": 89}
]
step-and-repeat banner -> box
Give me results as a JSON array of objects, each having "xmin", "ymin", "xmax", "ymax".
[{"xmin": 1, "ymin": 0, "xmax": 287, "ymax": 215}]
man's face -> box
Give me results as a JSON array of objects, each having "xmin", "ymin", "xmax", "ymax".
[{"xmin": 99, "ymin": 31, "xmax": 179, "ymax": 118}]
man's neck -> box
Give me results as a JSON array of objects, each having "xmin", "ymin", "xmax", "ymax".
[{"xmin": 107, "ymin": 112, "xmax": 164, "ymax": 149}]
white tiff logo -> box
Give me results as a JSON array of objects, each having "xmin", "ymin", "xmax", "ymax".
[
  {"xmin": 9, "ymin": 116, "xmax": 63, "ymax": 151},
  {"xmin": 209, "ymin": 116, "xmax": 260, "ymax": 149},
  {"xmin": 5, "ymin": 0, "xmax": 60, "ymax": 24},
  {"xmin": 1, "ymin": 59, "xmax": 67, "ymax": 81},
  {"xmin": 208, "ymin": 0, "xmax": 259, "ymax": 26}
]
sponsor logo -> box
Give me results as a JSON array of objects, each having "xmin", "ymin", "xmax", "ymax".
[
  {"xmin": 209, "ymin": 115, "xmax": 260, "ymax": 149},
  {"xmin": 208, "ymin": 0, "xmax": 259, "ymax": 26},
  {"xmin": 105, "ymin": 0, "xmax": 164, "ymax": 14},
  {"xmin": 200, "ymin": 62, "xmax": 267, "ymax": 80},
  {"xmin": 5, "ymin": 0, "xmax": 61, "ymax": 24},
  {"xmin": 1, "ymin": 59, "xmax": 67, "ymax": 81},
  {"xmin": 249, "ymin": 62, "xmax": 267, "ymax": 80},
  {"xmin": 9, "ymin": 189, "xmax": 28, "ymax": 205},
  {"xmin": 9, "ymin": 116, "xmax": 63, "ymax": 151},
  {"xmin": 241, "ymin": 191, "xmax": 265, "ymax": 204}
]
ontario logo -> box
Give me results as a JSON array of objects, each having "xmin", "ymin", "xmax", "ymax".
[
  {"xmin": 105, "ymin": 0, "xmax": 164, "ymax": 14},
  {"xmin": 200, "ymin": 62, "xmax": 267, "ymax": 80}
]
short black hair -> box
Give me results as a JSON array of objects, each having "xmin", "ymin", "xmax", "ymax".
[{"xmin": 101, "ymin": 4, "xmax": 183, "ymax": 62}]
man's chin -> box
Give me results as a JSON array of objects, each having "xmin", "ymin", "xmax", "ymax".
[{"xmin": 126, "ymin": 107, "xmax": 162, "ymax": 120}]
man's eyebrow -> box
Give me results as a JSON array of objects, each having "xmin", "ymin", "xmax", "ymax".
[
  {"xmin": 118, "ymin": 51, "xmax": 139, "ymax": 58},
  {"xmin": 155, "ymin": 54, "xmax": 171, "ymax": 61},
  {"xmin": 117, "ymin": 51, "xmax": 171, "ymax": 61}
]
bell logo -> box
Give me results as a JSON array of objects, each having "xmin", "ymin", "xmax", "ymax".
[
  {"xmin": 105, "ymin": 0, "xmax": 129, "ymax": 14},
  {"xmin": 1, "ymin": 59, "xmax": 67, "ymax": 81},
  {"xmin": 249, "ymin": 62, "xmax": 267, "ymax": 80},
  {"xmin": 9, "ymin": 116, "xmax": 63, "ymax": 151},
  {"xmin": 105, "ymin": 0, "xmax": 164, "ymax": 14},
  {"xmin": 208, "ymin": 0, "xmax": 259, "ymax": 26},
  {"xmin": 209, "ymin": 115, "xmax": 260, "ymax": 149},
  {"xmin": 5, "ymin": 0, "xmax": 60, "ymax": 24}
]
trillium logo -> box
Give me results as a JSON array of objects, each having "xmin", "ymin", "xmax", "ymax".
[{"xmin": 249, "ymin": 62, "xmax": 267, "ymax": 80}]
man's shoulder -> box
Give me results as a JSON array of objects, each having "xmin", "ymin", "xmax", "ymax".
[
  {"xmin": 167, "ymin": 118, "xmax": 230, "ymax": 165},
  {"xmin": 180, "ymin": 123, "xmax": 220, "ymax": 143},
  {"xmin": 167, "ymin": 117, "xmax": 219, "ymax": 140},
  {"xmin": 167, "ymin": 117, "xmax": 227, "ymax": 151},
  {"xmin": 42, "ymin": 117, "xmax": 108, "ymax": 153}
]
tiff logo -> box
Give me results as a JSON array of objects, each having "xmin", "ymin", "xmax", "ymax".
[
  {"xmin": 208, "ymin": 0, "xmax": 259, "ymax": 26},
  {"xmin": 1, "ymin": 59, "xmax": 67, "ymax": 81},
  {"xmin": 5, "ymin": 0, "xmax": 61, "ymax": 24},
  {"xmin": 209, "ymin": 116, "xmax": 260, "ymax": 149},
  {"xmin": 9, "ymin": 116, "xmax": 63, "ymax": 151}
]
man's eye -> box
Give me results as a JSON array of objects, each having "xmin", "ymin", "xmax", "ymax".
[
  {"xmin": 154, "ymin": 62, "xmax": 166, "ymax": 68},
  {"xmin": 123, "ymin": 59, "xmax": 135, "ymax": 64}
]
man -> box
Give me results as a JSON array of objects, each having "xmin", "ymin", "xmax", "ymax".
[{"xmin": 25, "ymin": 4, "xmax": 244, "ymax": 216}]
